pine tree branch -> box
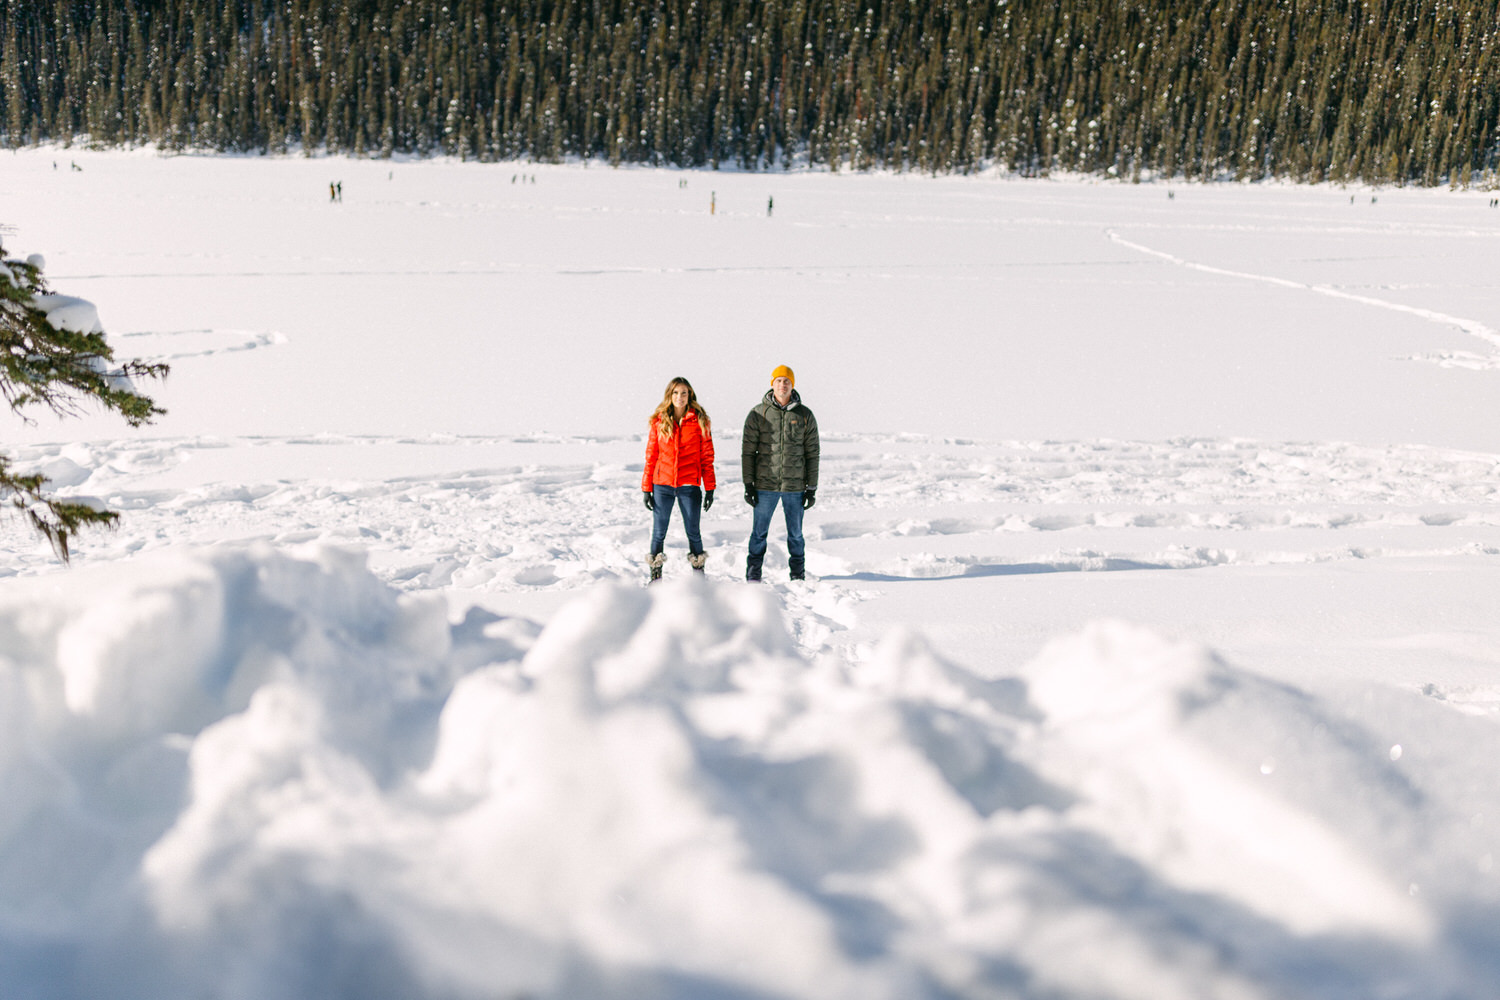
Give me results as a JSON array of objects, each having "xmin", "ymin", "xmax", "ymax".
[
  {"xmin": 0, "ymin": 454, "xmax": 117, "ymax": 563},
  {"xmin": 0, "ymin": 243, "xmax": 167, "ymax": 562}
]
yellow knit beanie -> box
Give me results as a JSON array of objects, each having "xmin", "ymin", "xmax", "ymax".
[{"xmin": 770, "ymin": 365, "xmax": 795, "ymax": 386}]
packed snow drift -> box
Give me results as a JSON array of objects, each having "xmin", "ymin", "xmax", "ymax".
[
  {"xmin": 5, "ymin": 545, "xmax": 1498, "ymax": 999},
  {"xmin": 2, "ymin": 149, "xmax": 1500, "ymax": 998}
]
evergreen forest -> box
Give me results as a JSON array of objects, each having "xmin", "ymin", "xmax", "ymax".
[{"xmin": 3, "ymin": 0, "xmax": 1499, "ymax": 186}]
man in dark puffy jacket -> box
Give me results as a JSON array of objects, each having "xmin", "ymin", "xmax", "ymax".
[{"xmin": 741, "ymin": 364, "xmax": 819, "ymax": 581}]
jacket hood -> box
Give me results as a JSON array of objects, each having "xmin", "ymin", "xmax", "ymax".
[{"xmin": 763, "ymin": 388, "xmax": 802, "ymax": 410}]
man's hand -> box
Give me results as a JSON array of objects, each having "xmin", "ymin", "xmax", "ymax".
[
  {"xmin": 744, "ymin": 486, "xmax": 758, "ymax": 506},
  {"xmin": 801, "ymin": 489, "xmax": 817, "ymax": 510}
]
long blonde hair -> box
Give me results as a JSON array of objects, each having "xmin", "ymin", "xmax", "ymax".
[{"xmin": 651, "ymin": 377, "xmax": 710, "ymax": 439}]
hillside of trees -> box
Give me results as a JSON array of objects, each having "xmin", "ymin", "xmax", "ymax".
[{"xmin": 3, "ymin": 0, "xmax": 1498, "ymax": 186}]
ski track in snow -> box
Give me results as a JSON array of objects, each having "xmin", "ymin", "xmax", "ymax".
[
  {"xmin": 114, "ymin": 327, "xmax": 289, "ymax": 361},
  {"xmin": 1107, "ymin": 229, "xmax": 1500, "ymax": 369},
  {"xmin": 6, "ymin": 433, "xmax": 1499, "ymax": 668}
]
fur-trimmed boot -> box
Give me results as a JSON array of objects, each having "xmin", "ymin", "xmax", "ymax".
[
  {"xmin": 688, "ymin": 551, "xmax": 708, "ymax": 574},
  {"xmin": 648, "ymin": 552, "xmax": 665, "ymax": 583}
]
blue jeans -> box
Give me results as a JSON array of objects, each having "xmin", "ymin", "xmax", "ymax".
[
  {"xmin": 650, "ymin": 485, "xmax": 703, "ymax": 555},
  {"xmin": 747, "ymin": 491, "xmax": 805, "ymax": 568}
]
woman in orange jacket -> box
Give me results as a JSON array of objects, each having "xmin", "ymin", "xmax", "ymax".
[{"xmin": 642, "ymin": 376, "xmax": 716, "ymax": 582}]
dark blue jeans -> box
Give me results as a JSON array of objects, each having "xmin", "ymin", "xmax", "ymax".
[
  {"xmin": 747, "ymin": 490, "xmax": 805, "ymax": 568},
  {"xmin": 650, "ymin": 485, "xmax": 703, "ymax": 556}
]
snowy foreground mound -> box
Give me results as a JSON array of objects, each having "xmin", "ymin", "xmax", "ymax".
[{"xmin": 2, "ymin": 546, "xmax": 1498, "ymax": 1000}]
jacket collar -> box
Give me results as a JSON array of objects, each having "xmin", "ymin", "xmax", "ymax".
[{"xmin": 763, "ymin": 388, "xmax": 801, "ymax": 411}]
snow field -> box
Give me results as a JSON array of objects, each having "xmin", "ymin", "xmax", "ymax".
[
  {"xmin": 7, "ymin": 433, "xmax": 1500, "ymax": 584},
  {"xmin": 3, "ymin": 148, "xmax": 1500, "ymax": 997}
]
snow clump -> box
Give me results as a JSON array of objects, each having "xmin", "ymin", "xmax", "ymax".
[{"xmin": 1, "ymin": 545, "xmax": 1497, "ymax": 999}]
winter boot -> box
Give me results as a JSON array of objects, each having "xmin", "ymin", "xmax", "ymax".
[
  {"xmin": 648, "ymin": 552, "xmax": 665, "ymax": 584},
  {"xmin": 789, "ymin": 555, "xmax": 805, "ymax": 582},
  {"xmin": 746, "ymin": 552, "xmax": 764, "ymax": 582},
  {"xmin": 688, "ymin": 551, "xmax": 708, "ymax": 574}
]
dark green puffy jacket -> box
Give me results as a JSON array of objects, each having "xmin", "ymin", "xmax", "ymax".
[{"xmin": 741, "ymin": 389, "xmax": 820, "ymax": 492}]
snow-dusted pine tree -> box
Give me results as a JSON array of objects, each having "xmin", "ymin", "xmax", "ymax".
[{"xmin": 0, "ymin": 238, "xmax": 168, "ymax": 560}]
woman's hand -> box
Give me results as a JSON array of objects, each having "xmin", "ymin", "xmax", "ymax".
[
  {"xmin": 643, "ymin": 491, "xmax": 655, "ymax": 511},
  {"xmin": 704, "ymin": 489, "xmax": 715, "ymax": 511}
]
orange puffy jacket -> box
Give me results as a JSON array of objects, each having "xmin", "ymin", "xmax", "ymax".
[{"xmin": 642, "ymin": 409, "xmax": 717, "ymax": 492}]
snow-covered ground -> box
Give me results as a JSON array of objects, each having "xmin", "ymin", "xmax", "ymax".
[{"xmin": 3, "ymin": 147, "xmax": 1500, "ymax": 998}]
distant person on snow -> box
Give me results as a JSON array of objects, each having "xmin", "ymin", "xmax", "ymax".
[
  {"xmin": 741, "ymin": 365, "xmax": 819, "ymax": 582},
  {"xmin": 642, "ymin": 377, "xmax": 716, "ymax": 583}
]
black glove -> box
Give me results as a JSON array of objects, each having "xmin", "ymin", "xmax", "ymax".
[
  {"xmin": 703, "ymin": 489, "xmax": 715, "ymax": 511},
  {"xmin": 643, "ymin": 491, "xmax": 655, "ymax": 511},
  {"xmin": 802, "ymin": 489, "xmax": 817, "ymax": 510},
  {"xmin": 744, "ymin": 486, "xmax": 758, "ymax": 506}
]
